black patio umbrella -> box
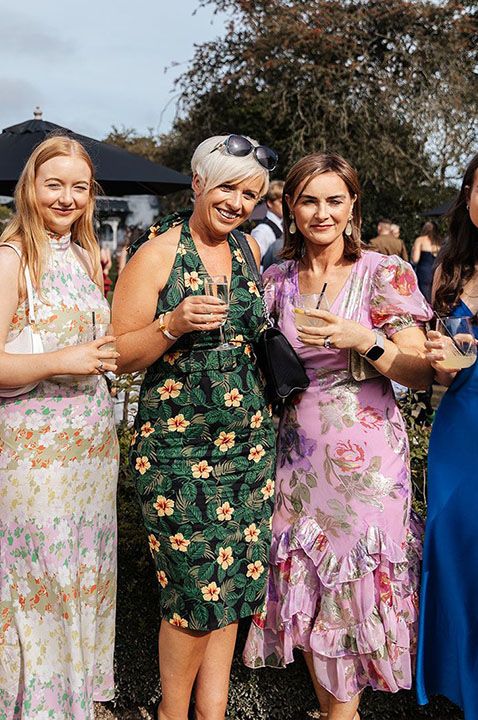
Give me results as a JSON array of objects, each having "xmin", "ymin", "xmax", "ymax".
[
  {"xmin": 422, "ymin": 200, "xmax": 454, "ymax": 217},
  {"xmin": 0, "ymin": 111, "xmax": 191, "ymax": 197}
]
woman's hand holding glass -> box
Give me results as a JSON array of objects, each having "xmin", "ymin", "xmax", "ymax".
[
  {"xmin": 295, "ymin": 307, "xmax": 375, "ymax": 353},
  {"xmin": 57, "ymin": 335, "xmax": 119, "ymax": 375},
  {"xmin": 166, "ymin": 295, "xmax": 228, "ymax": 337},
  {"xmin": 425, "ymin": 317, "xmax": 477, "ymax": 375}
]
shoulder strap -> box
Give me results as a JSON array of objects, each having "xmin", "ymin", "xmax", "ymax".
[
  {"xmin": 231, "ymin": 230, "xmax": 262, "ymax": 287},
  {"xmin": 255, "ymin": 217, "xmax": 282, "ymax": 239},
  {"xmin": 231, "ymin": 230, "xmax": 273, "ymax": 327},
  {"xmin": 1, "ymin": 244, "xmax": 36, "ymax": 323}
]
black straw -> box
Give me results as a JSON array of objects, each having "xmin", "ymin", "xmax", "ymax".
[{"xmin": 316, "ymin": 282, "xmax": 328, "ymax": 309}]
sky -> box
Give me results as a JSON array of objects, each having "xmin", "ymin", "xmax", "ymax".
[{"xmin": 1, "ymin": 0, "xmax": 227, "ymax": 141}]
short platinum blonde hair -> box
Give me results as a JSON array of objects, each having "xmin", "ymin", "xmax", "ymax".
[{"xmin": 191, "ymin": 135, "xmax": 270, "ymax": 197}]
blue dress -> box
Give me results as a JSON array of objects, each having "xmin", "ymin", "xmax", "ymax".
[{"xmin": 417, "ymin": 301, "xmax": 478, "ymax": 717}]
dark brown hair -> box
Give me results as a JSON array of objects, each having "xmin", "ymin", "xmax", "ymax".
[
  {"xmin": 420, "ymin": 220, "xmax": 442, "ymax": 248},
  {"xmin": 434, "ymin": 153, "xmax": 478, "ymax": 315},
  {"xmin": 281, "ymin": 152, "xmax": 362, "ymax": 262}
]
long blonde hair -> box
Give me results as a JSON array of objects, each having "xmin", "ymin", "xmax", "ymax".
[{"xmin": 0, "ymin": 135, "xmax": 102, "ymax": 290}]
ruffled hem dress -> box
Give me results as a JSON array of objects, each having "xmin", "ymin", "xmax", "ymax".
[{"xmin": 243, "ymin": 251, "xmax": 432, "ymax": 701}]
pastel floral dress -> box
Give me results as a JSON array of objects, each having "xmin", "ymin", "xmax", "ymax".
[
  {"xmin": 0, "ymin": 235, "xmax": 118, "ymax": 720},
  {"xmin": 243, "ymin": 251, "xmax": 432, "ymax": 701},
  {"xmin": 130, "ymin": 216, "xmax": 276, "ymax": 631}
]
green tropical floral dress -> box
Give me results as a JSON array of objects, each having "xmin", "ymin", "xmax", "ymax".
[{"xmin": 130, "ymin": 214, "xmax": 276, "ymax": 631}]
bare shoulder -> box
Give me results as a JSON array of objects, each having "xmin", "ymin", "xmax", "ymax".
[
  {"xmin": 132, "ymin": 224, "xmax": 181, "ymax": 265},
  {"xmin": 0, "ymin": 240, "xmax": 22, "ymax": 269}
]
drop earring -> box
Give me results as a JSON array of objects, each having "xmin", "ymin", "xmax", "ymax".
[
  {"xmin": 289, "ymin": 216, "xmax": 297, "ymax": 234},
  {"xmin": 345, "ymin": 217, "xmax": 353, "ymax": 237}
]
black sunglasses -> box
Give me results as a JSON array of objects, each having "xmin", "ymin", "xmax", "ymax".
[{"xmin": 210, "ymin": 134, "xmax": 278, "ymax": 171}]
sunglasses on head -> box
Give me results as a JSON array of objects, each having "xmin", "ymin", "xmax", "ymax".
[{"xmin": 210, "ymin": 134, "xmax": 278, "ymax": 171}]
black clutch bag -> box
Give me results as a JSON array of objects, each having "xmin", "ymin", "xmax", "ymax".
[
  {"xmin": 232, "ymin": 230, "xmax": 310, "ymax": 404},
  {"xmin": 254, "ymin": 326, "xmax": 310, "ymax": 403}
]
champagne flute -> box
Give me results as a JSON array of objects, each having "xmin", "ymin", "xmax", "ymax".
[
  {"xmin": 433, "ymin": 316, "xmax": 477, "ymax": 370},
  {"xmin": 203, "ymin": 275, "xmax": 236, "ymax": 350}
]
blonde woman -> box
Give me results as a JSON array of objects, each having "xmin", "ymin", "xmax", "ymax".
[
  {"xmin": 112, "ymin": 134, "xmax": 278, "ymax": 720},
  {"xmin": 0, "ymin": 136, "xmax": 119, "ymax": 719}
]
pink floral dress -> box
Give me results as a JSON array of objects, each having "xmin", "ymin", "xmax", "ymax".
[
  {"xmin": 243, "ymin": 251, "xmax": 432, "ymax": 701},
  {"xmin": 0, "ymin": 235, "xmax": 118, "ymax": 719}
]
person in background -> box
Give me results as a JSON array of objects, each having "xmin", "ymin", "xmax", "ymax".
[
  {"xmin": 100, "ymin": 242, "xmax": 113, "ymax": 296},
  {"xmin": 417, "ymin": 153, "xmax": 478, "ymax": 719},
  {"xmin": 0, "ymin": 136, "xmax": 119, "ymax": 719},
  {"xmin": 411, "ymin": 220, "xmax": 442, "ymax": 302},
  {"xmin": 244, "ymin": 152, "xmax": 433, "ymax": 720},
  {"xmin": 112, "ymin": 133, "xmax": 278, "ymax": 720},
  {"xmin": 368, "ymin": 218, "xmax": 408, "ymax": 260},
  {"xmin": 251, "ymin": 179, "xmax": 284, "ymax": 270}
]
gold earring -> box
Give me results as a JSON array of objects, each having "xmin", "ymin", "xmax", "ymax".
[
  {"xmin": 289, "ymin": 217, "xmax": 297, "ymax": 234},
  {"xmin": 345, "ymin": 218, "xmax": 353, "ymax": 237}
]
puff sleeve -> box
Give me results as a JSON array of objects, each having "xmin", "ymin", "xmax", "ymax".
[{"xmin": 370, "ymin": 255, "xmax": 433, "ymax": 337}]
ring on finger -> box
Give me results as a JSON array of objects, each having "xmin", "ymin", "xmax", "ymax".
[
  {"xmin": 97, "ymin": 360, "xmax": 105, "ymax": 372},
  {"xmin": 323, "ymin": 337, "xmax": 333, "ymax": 349}
]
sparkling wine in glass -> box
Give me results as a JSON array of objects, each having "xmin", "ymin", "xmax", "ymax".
[
  {"xmin": 203, "ymin": 275, "xmax": 236, "ymax": 350},
  {"xmin": 434, "ymin": 316, "xmax": 477, "ymax": 370}
]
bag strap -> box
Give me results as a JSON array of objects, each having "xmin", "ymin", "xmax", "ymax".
[
  {"xmin": 1, "ymin": 244, "xmax": 36, "ymax": 324},
  {"xmin": 231, "ymin": 230, "xmax": 273, "ymax": 328}
]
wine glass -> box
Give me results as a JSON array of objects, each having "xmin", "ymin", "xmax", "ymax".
[
  {"xmin": 292, "ymin": 293, "xmax": 330, "ymax": 331},
  {"xmin": 203, "ymin": 275, "xmax": 236, "ymax": 350},
  {"xmin": 433, "ymin": 316, "xmax": 477, "ymax": 370}
]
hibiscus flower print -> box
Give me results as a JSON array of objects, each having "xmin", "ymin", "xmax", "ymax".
[
  {"xmin": 135, "ymin": 456, "xmax": 151, "ymax": 475},
  {"xmin": 233, "ymin": 249, "xmax": 244, "ymax": 263},
  {"xmin": 191, "ymin": 460, "xmax": 213, "ymax": 479},
  {"xmin": 250, "ymin": 411, "xmax": 263, "ymax": 429},
  {"xmin": 244, "ymin": 523, "xmax": 260, "ymax": 543},
  {"xmin": 247, "ymin": 280, "xmax": 260, "ymax": 297},
  {"xmin": 148, "ymin": 534, "xmax": 160, "ymax": 553},
  {"xmin": 224, "ymin": 388, "xmax": 243, "ymax": 407},
  {"xmin": 148, "ymin": 225, "xmax": 159, "ymax": 239},
  {"xmin": 158, "ymin": 379, "xmax": 183, "ymax": 400},
  {"xmin": 167, "ymin": 414, "xmax": 190, "ymax": 433},
  {"xmin": 184, "ymin": 271, "xmax": 203, "ymax": 290},
  {"xmin": 217, "ymin": 546, "xmax": 234, "ymax": 570},
  {"xmin": 169, "ymin": 613, "xmax": 188, "ymax": 628},
  {"xmin": 163, "ymin": 351, "xmax": 181, "ymax": 365},
  {"xmin": 140, "ymin": 422, "xmax": 155, "ymax": 437},
  {"xmin": 248, "ymin": 444, "xmax": 266, "ymax": 463},
  {"xmin": 214, "ymin": 431, "xmax": 236, "ymax": 452},
  {"xmin": 260, "ymin": 478, "xmax": 275, "ymax": 500},
  {"xmin": 153, "ymin": 495, "xmax": 175, "ymax": 517},
  {"xmin": 246, "ymin": 560, "xmax": 265, "ymax": 580},
  {"xmin": 201, "ymin": 581, "xmax": 220, "ymax": 602},
  {"xmin": 169, "ymin": 533, "xmax": 190, "ymax": 552},
  {"xmin": 157, "ymin": 570, "xmax": 168, "ymax": 588},
  {"xmin": 216, "ymin": 501, "xmax": 234, "ymax": 521},
  {"xmin": 130, "ymin": 430, "xmax": 138, "ymax": 446}
]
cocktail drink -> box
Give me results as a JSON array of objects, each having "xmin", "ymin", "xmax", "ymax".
[
  {"xmin": 293, "ymin": 293, "xmax": 330, "ymax": 329},
  {"xmin": 434, "ymin": 316, "xmax": 477, "ymax": 370}
]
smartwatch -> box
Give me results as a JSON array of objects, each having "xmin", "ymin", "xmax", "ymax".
[{"xmin": 359, "ymin": 331, "xmax": 385, "ymax": 361}]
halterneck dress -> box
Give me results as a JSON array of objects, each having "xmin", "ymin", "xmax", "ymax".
[
  {"xmin": 130, "ymin": 217, "xmax": 276, "ymax": 631},
  {"xmin": 0, "ymin": 234, "xmax": 118, "ymax": 720},
  {"xmin": 416, "ymin": 301, "xmax": 478, "ymax": 718},
  {"xmin": 243, "ymin": 251, "xmax": 432, "ymax": 701}
]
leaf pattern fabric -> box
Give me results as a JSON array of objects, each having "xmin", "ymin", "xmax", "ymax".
[
  {"xmin": 130, "ymin": 216, "xmax": 276, "ymax": 630},
  {"xmin": 243, "ymin": 251, "xmax": 433, "ymax": 701}
]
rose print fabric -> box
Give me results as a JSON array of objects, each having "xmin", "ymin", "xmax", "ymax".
[
  {"xmin": 243, "ymin": 251, "xmax": 433, "ymax": 701},
  {"xmin": 0, "ymin": 236, "xmax": 118, "ymax": 719},
  {"xmin": 130, "ymin": 215, "xmax": 276, "ymax": 630}
]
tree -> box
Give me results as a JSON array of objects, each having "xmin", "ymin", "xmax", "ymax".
[{"xmin": 106, "ymin": 0, "xmax": 478, "ymax": 240}]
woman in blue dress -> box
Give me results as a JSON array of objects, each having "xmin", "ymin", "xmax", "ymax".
[{"xmin": 417, "ymin": 152, "xmax": 478, "ymax": 719}]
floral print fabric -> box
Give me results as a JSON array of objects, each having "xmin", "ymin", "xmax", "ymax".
[
  {"xmin": 243, "ymin": 251, "xmax": 432, "ymax": 701},
  {"xmin": 130, "ymin": 216, "xmax": 276, "ymax": 630},
  {"xmin": 0, "ymin": 238, "xmax": 118, "ymax": 719}
]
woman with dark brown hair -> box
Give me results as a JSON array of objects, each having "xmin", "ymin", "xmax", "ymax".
[
  {"xmin": 244, "ymin": 153, "xmax": 433, "ymax": 720},
  {"xmin": 416, "ymin": 153, "xmax": 478, "ymax": 719}
]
